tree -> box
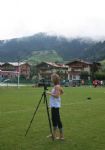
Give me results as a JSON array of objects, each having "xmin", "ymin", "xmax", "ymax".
[
  {"xmin": 80, "ymin": 71, "xmax": 90, "ymax": 80},
  {"xmin": 94, "ymin": 71, "xmax": 105, "ymax": 80},
  {"xmin": 91, "ymin": 62, "xmax": 101, "ymax": 80}
]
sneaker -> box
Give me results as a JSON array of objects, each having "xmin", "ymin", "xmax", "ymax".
[
  {"xmin": 46, "ymin": 134, "xmax": 52, "ymax": 138},
  {"xmin": 60, "ymin": 137, "xmax": 64, "ymax": 140},
  {"xmin": 55, "ymin": 137, "xmax": 60, "ymax": 140}
]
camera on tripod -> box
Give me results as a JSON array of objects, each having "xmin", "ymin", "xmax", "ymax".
[
  {"xmin": 37, "ymin": 78, "xmax": 51, "ymax": 88},
  {"xmin": 25, "ymin": 78, "xmax": 54, "ymax": 140}
]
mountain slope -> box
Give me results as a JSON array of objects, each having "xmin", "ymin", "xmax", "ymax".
[
  {"xmin": 25, "ymin": 50, "xmax": 63, "ymax": 64},
  {"xmin": 83, "ymin": 41, "xmax": 105, "ymax": 61},
  {"xmin": 1, "ymin": 33, "xmax": 105, "ymax": 62}
]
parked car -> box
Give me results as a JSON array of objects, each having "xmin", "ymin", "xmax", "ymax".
[
  {"xmin": 72, "ymin": 80, "xmax": 80, "ymax": 87},
  {"xmin": 64, "ymin": 80, "xmax": 70, "ymax": 87},
  {"xmin": 60, "ymin": 80, "xmax": 70, "ymax": 87}
]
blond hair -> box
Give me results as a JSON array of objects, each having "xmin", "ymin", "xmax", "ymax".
[{"xmin": 51, "ymin": 73, "xmax": 60, "ymax": 85}]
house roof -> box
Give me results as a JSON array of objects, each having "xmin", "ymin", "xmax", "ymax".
[
  {"xmin": 66, "ymin": 59, "xmax": 93, "ymax": 65},
  {"xmin": 0, "ymin": 62, "xmax": 30, "ymax": 67},
  {"xmin": 0, "ymin": 62, "xmax": 5, "ymax": 66},
  {"xmin": 37, "ymin": 61, "xmax": 68, "ymax": 68}
]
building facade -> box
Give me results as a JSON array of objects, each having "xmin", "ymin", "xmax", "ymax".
[
  {"xmin": 36, "ymin": 62, "xmax": 68, "ymax": 80},
  {"xmin": 0, "ymin": 62, "xmax": 31, "ymax": 79},
  {"xmin": 66, "ymin": 59, "xmax": 93, "ymax": 81}
]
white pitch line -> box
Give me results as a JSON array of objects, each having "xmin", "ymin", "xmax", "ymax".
[
  {"xmin": 0, "ymin": 109, "xmax": 32, "ymax": 114},
  {"xmin": 1, "ymin": 101, "xmax": 105, "ymax": 114},
  {"xmin": 0, "ymin": 102, "xmax": 91, "ymax": 114},
  {"xmin": 62, "ymin": 102, "xmax": 88, "ymax": 106},
  {"xmin": 0, "ymin": 102, "xmax": 87, "ymax": 114}
]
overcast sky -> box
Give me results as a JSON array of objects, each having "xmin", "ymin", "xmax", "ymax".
[{"xmin": 0, "ymin": 0, "xmax": 105, "ymax": 40}]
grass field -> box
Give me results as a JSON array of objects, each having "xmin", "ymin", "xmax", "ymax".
[{"xmin": 0, "ymin": 86, "xmax": 105, "ymax": 150}]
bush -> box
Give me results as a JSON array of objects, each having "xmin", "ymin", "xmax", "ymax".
[
  {"xmin": 80, "ymin": 71, "xmax": 90, "ymax": 80},
  {"xmin": 95, "ymin": 72, "xmax": 105, "ymax": 80}
]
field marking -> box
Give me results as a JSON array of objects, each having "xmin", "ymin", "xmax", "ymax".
[
  {"xmin": 0, "ymin": 101, "xmax": 105, "ymax": 114},
  {"xmin": 0, "ymin": 102, "xmax": 89, "ymax": 114},
  {"xmin": 62, "ymin": 101, "xmax": 94, "ymax": 106},
  {"xmin": 0, "ymin": 109, "xmax": 32, "ymax": 114},
  {"xmin": 62, "ymin": 101, "xmax": 105, "ymax": 106},
  {"xmin": 0, "ymin": 103, "xmax": 83, "ymax": 114}
]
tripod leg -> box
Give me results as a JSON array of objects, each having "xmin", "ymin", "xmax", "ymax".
[
  {"xmin": 44, "ymin": 94, "xmax": 54, "ymax": 140},
  {"xmin": 25, "ymin": 93, "xmax": 44, "ymax": 136}
]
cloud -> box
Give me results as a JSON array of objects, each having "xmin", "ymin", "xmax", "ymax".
[{"xmin": 0, "ymin": 0, "xmax": 105, "ymax": 40}]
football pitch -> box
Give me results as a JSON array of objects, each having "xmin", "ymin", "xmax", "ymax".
[{"xmin": 0, "ymin": 86, "xmax": 105, "ymax": 150}]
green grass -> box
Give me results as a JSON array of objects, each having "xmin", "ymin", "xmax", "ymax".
[
  {"xmin": 26, "ymin": 50, "xmax": 63, "ymax": 64},
  {"xmin": 100, "ymin": 60, "xmax": 105, "ymax": 65},
  {"xmin": 0, "ymin": 86, "xmax": 105, "ymax": 150}
]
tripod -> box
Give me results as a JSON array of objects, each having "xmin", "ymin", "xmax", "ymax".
[{"xmin": 25, "ymin": 83, "xmax": 54, "ymax": 140}]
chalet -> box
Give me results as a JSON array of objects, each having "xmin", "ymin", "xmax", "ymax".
[
  {"xmin": 36, "ymin": 62, "xmax": 68, "ymax": 80},
  {"xmin": 66, "ymin": 59, "xmax": 93, "ymax": 81},
  {"xmin": 0, "ymin": 62, "xmax": 31, "ymax": 79}
]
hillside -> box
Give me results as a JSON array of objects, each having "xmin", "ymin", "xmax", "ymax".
[
  {"xmin": 25, "ymin": 50, "xmax": 63, "ymax": 64},
  {"xmin": 101, "ymin": 60, "xmax": 105, "ymax": 65},
  {"xmin": 0, "ymin": 32, "xmax": 105, "ymax": 63},
  {"xmin": 83, "ymin": 41, "xmax": 105, "ymax": 61}
]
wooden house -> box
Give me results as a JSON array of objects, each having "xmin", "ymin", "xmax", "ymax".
[
  {"xmin": 0, "ymin": 62, "xmax": 31, "ymax": 79},
  {"xmin": 36, "ymin": 62, "xmax": 68, "ymax": 80},
  {"xmin": 66, "ymin": 59, "xmax": 93, "ymax": 81}
]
